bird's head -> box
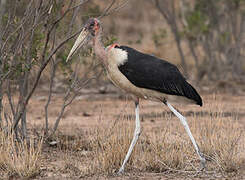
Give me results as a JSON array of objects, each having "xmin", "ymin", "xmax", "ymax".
[
  {"xmin": 85, "ymin": 18, "xmax": 101, "ymax": 36},
  {"xmin": 66, "ymin": 18, "xmax": 101, "ymax": 62}
]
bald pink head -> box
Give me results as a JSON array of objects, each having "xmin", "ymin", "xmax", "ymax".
[{"xmin": 84, "ymin": 18, "xmax": 101, "ymax": 37}]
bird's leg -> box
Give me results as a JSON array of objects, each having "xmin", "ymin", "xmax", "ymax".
[
  {"xmin": 164, "ymin": 101, "xmax": 206, "ymax": 170},
  {"xmin": 118, "ymin": 98, "xmax": 141, "ymax": 174}
]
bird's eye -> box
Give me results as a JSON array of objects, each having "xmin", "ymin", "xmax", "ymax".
[{"xmin": 90, "ymin": 23, "xmax": 95, "ymax": 28}]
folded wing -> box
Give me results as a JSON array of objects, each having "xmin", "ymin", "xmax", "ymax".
[{"xmin": 117, "ymin": 46, "xmax": 202, "ymax": 106}]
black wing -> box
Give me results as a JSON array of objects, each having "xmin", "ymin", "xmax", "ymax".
[{"xmin": 117, "ymin": 46, "xmax": 202, "ymax": 106}]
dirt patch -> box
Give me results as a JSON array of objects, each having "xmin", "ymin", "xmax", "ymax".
[{"xmin": 20, "ymin": 92, "xmax": 245, "ymax": 179}]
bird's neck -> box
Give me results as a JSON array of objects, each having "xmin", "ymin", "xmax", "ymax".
[{"xmin": 93, "ymin": 30, "xmax": 108, "ymax": 66}]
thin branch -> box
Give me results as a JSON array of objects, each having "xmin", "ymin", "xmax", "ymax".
[
  {"xmin": 6, "ymin": 81, "xmax": 15, "ymax": 119},
  {"xmin": 99, "ymin": 0, "xmax": 116, "ymax": 18},
  {"xmin": 70, "ymin": 0, "xmax": 90, "ymax": 10},
  {"xmin": 44, "ymin": 58, "xmax": 56, "ymax": 135},
  {"xmin": 44, "ymin": 22, "xmax": 58, "ymax": 135},
  {"xmin": 99, "ymin": 0, "xmax": 129, "ymax": 18}
]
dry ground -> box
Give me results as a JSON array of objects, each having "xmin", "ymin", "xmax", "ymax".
[{"xmin": 8, "ymin": 91, "xmax": 242, "ymax": 179}]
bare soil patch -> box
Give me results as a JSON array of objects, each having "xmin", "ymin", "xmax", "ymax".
[{"xmin": 2, "ymin": 92, "xmax": 245, "ymax": 179}]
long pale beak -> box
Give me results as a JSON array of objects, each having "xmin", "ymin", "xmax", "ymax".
[{"xmin": 66, "ymin": 28, "xmax": 90, "ymax": 62}]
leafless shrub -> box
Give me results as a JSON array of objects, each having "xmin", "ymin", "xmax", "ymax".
[{"xmin": 0, "ymin": 0, "xmax": 95, "ymax": 139}]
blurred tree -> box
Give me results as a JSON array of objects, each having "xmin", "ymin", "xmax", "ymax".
[
  {"xmin": 154, "ymin": 0, "xmax": 188, "ymax": 77},
  {"xmin": 0, "ymin": 0, "xmax": 6, "ymax": 124},
  {"xmin": 154, "ymin": 0, "xmax": 245, "ymax": 83}
]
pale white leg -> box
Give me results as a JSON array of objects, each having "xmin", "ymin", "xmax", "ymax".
[
  {"xmin": 165, "ymin": 101, "xmax": 206, "ymax": 169},
  {"xmin": 118, "ymin": 100, "xmax": 141, "ymax": 174}
]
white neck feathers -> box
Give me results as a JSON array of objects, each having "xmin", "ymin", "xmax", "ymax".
[{"xmin": 107, "ymin": 47, "xmax": 128, "ymax": 67}]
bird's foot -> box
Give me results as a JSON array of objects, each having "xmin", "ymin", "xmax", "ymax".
[
  {"xmin": 199, "ymin": 153, "xmax": 206, "ymax": 171},
  {"xmin": 191, "ymin": 156, "xmax": 206, "ymax": 177}
]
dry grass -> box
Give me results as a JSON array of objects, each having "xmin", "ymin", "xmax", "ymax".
[
  {"xmin": 0, "ymin": 128, "xmax": 43, "ymax": 179},
  {"xmin": 0, "ymin": 96, "xmax": 244, "ymax": 179},
  {"xmin": 82, "ymin": 100, "xmax": 244, "ymax": 178}
]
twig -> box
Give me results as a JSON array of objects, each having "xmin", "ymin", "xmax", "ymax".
[
  {"xmin": 70, "ymin": 0, "xmax": 90, "ymax": 10},
  {"xmin": 44, "ymin": 58, "xmax": 57, "ymax": 135},
  {"xmin": 99, "ymin": 0, "xmax": 129, "ymax": 18},
  {"xmin": 99, "ymin": 0, "xmax": 116, "ymax": 18},
  {"xmin": 49, "ymin": 71, "xmax": 98, "ymax": 137}
]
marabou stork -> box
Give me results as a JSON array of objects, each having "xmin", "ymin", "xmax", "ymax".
[{"xmin": 66, "ymin": 18, "xmax": 206, "ymax": 173}]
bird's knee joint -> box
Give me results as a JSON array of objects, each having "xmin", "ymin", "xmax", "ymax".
[
  {"xmin": 135, "ymin": 129, "xmax": 141, "ymax": 136},
  {"xmin": 162, "ymin": 98, "xmax": 167, "ymax": 105}
]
